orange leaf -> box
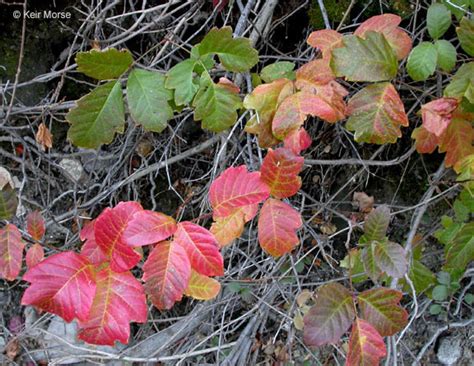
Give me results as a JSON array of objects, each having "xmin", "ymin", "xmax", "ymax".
[
  {"xmin": 295, "ymin": 59, "xmax": 335, "ymax": 89},
  {"xmin": 210, "ymin": 204, "xmax": 258, "ymax": 247},
  {"xmin": 35, "ymin": 123, "xmax": 53, "ymax": 150},
  {"xmin": 307, "ymin": 29, "xmax": 343, "ymax": 59},
  {"xmin": 439, "ymin": 117, "xmax": 474, "ymax": 169},
  {"xmin": 0, "ymin": 224, "xmax": 25, "ymax": 281},
  {"xmin": 283, "ymin": 127, "xmax": 312, "ymax": 154},
  {"xmin": 184, "ymin": 269, "xmax": 221, "ymax": 300},
  {"xmin": 412, "ymin": 126, "xmax": 440, "ymax": 154},
  {"xmin": 346, "ymin": 318, "xmax": 387, "ymax": 366},
  {"xmin": 421, "ymin": 98, "xmax": 459, "ymax": 137},
  {"xmin": 258, "ymin": 198, "xmax": 302, "ymax": 257},
  {"xmin": 260, "ymin": 148, "xmax": 304, "ymax": 199},
  {"xmin": 26, "ymin": 210, "xmax": 46, "ymax": 241}
]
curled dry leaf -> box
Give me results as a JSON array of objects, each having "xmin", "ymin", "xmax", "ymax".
[
  {"xmin": 353, "ymin": 192, "xmax": 374, "ymax": 213},
  {"xmin": 35, "ymin": 123, "xmax": 53, "ymax": 150}
]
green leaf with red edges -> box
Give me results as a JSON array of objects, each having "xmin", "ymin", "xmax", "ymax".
[
  {"xmin": 361, "ymin": 242, "xmax": 381, "ymax": 281},
  {"xmin": 21, "ymin": 252, "xmax": 97, "ymax": 322},
  {"xmin": 363, "ymin": 205, "xmax": 391, "ymax": 242},
  {"xmin": 174, "ymin": 221, "xmax": 223, "ymax": 276},
  {"xmin": 0, "ymin": 224, "xmax": 25, "ymax": 281},
  {"xmin": 260, "ymin": 148, "xmax": 304, "ymax": 199},
  {"xmin": 210, "ymin": 204, "xmax": 258, "ymax": 247},
  {"xmin": 258, "ymin": 198, "xmax": 302, "ymax": 257},
  {"xmin": 331, "ymin": 32, "xmax": 398, "ymax": 82},
  {"xmin": 357, "ymin": 288, "xmax": 408, "ymax": 337},
  {"xmin": 283, "ymin": 128, "xmax": 312, "ymax": 155},
  {"xmin": 80, "ymin": 220, "xmax": 108, "ymax": 265},
  {"xmin": 95, "ymin": 201, "xmax": 143, "ymax": 272},
  {"xmin": 244, "ymin": 78, "xmax": 294, "ymax": 147},
  {"xmin": 374, "ymin": 241, "xmax": 408, "ymax": 278},
  {"xmin": 142, "ymin": 240, "xmax": 191, "ymax": 310},
  {"xmin": 303, "ymin": 283, "xmax": 356, "ymax": 347},
  {"xmin": 307, "ymin": 29, "xmax": 343, "ymax": 59},
  {"xmin": 209, "ymin": 165, "xmax": 270, "ymax": 218},
  {"xmin": 346, "ymin": 318, "xmax": 387, "ymax": 366},
  {"xmin": 184, "ymin": 269, "xmax": 221, "ymax": 300},
  {"xmin": 25, "ymin": 243, "xmax": 44, "ymax": 269},
  {"xmin": 354, "ymin": 14, "xmax": 412, "ymax": 60},
  {"xmin": 78, "ymin": 268, "xmax": 147, "ymax": 346},
  {"xmin": 123, "ymin": 210, "xmax": 177, "ymax": 247},
  {"xmin": 272, "ymin": 91, "xmax": 345, "ymax": 139},
  {"xmin": 421, "ymin": 98, "xmax": 459, "ymax": 137},
  {"xmin": 439, "ymin": 116, "xmax": 474, "ymax": 170},
  {"xmin": 26, "ymin": 211, "xmax": 46, "ymax": 241},
  {"xmin": 412, "ymin": 126, "xmax": 440, "ymax": 154},
  {"xmin": 346, "ymin": 82, "xmax": 408, "ymax": 144}
]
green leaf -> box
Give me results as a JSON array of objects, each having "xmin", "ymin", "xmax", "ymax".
[
  {"xmin": 434, "ymin": 40, "xmax": 457, "ymax": 72},
  {"xmin": 442, "ymin": 0, "xmax": 471, "ymax": 20},
  {"xmin": 0, "ymin": 185, "xmax": 17, "ymax": 220},
  {"xmin": 444, "ymin": 222, "xmax": 474, "ymax": 272},
  {"xmin": 457, "ymin": 17, "xmax": 474, "ymax": 57},
  {"xmin": 374, "ymin": 241, "xmax": 408, "ymax": 279},
  {"xmin": 454, "ymin": 199, "xmax": 470, "ymax": 222},
  {"xmin": 197, "ymin": 27, "xmax": 259, "ymax": 72},
  {"xmin": 465, "ymin": 293, "xmax": 474, "ymax": 304},
  {"xmin": 66, "ymin": 81, "xmax": 125, "ymax": 148},
  {"xmin": 165, "ymin": 59, "xmax": 199, "ymax": 106},
  {"xmin": 127, "ymin": 69, "xmax": 173, "ymax": 133},
  {"xmin": 429, "ymin": 304, "xmax": 442, "ymax": 315},
  {"xmin": 444, "ymin": 62, "xmax": 474, "ymax": 103},
  {"xmin": 406, "ymin": 260, "xmax": 435, "ymax": 295},
  {"xmin": 407, "ymin": 42, "xmax": 438, "ymax": 81},
  {"xmin": 427, "ymin": 3, "xmax": 452, "ymax": 39},
  {"xmin": 192, "ymin": 75, "xmax": 242, "ymax": 132},
  {"xmin": 330, "ymin": 31, "xmax": 398, "ymax": 82},
  {"xmin": 363, "ymin": 205, "xmax": 391, "ymax": 242},
  {"xmin": 76, "ymin": 48, "xmax": 133, "ymax": 80},
  {"xmin": 362, "ymin": 242, "xmax": 381, "ymax": 281},
  {"xmin": 346, "ymin": 82, "xmax": 408, "ymax": 144},
  {"xmin": 260, "ymin": 61, "xmax": 295, "ymax": 83},
  {"xmin": 340, "ymin": 249, "xmax": 368, "ymax": 284},
  {"xmin": 432, "ymin": 284, "xmax": 449, "ymax": 301},
  {"xmin": 437, "ymin": 271, "xmax": 451, "ymax": 286},
  {"xmin": 435, "ymin": 217, "xmax": 464, "ymax": 245}
]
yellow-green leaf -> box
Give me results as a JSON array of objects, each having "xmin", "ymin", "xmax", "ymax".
[{"xmin": 76, "ymin": 48, "xmax": 133, "ymax": 80}]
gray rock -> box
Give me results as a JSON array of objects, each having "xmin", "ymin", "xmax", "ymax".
[{"xmin": 437, "ymin": 335, "xmax": 463, "ymax": 366}]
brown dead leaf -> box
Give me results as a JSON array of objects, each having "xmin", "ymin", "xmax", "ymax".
[
  {"xmin": 5, "ymin": 338, "xmax": 19, "ymax": 360},
  {"xmin": 35, "ymin": 123, "xmax": 53, "ymax": 150},
  {"xmin": 296, "ymin": 290, "xmax": 313, "ymax": 307},
  {"xmin": 353, "ymin": 191, "xmax": 374, "ymax": 213}
]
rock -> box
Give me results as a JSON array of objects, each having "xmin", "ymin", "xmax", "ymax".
[
  {"xmin": 437, "ymin": 335, "xmax": 462, "ymax": 365},
  {"xmin": 59, "ymin": 158, "xmax": 84, "ymax": 183}
]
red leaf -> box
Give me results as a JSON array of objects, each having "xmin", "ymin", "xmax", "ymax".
[
  {"xmin": 346, "ymin": 318, "xmax": 387, "ymax": 366},
  {"xmin": 26, "ymin": 211, "xmax": 45, "ymax": 241},
  {"xmin": 439, "ymin": 117, "xmax": 474, "ymax": 169},
  {"xmin": 95, "ymin": 201, "xmax": 143, "ymax": 272},
  {"xmin": 209, "ymin": 165, "xmax": 270, "ymax": 218},
  {"xmin": 307, "ymin": 29, "xmax": 343, "ymax": 59},
  {"xmin": 25, "ymin": 243, "xmax": 44, "ymax": 269},
  {"xmin": 210, "ymin": 204, "xmax": 258, "ymax": 247},
  {"xmin": 21, "ymin": 252, "xmax": 97, "ymax": 322},
  {"xmin": 0, "ymin": 224, "xmax": 25, "ymax": 281},
  {"xmin": 358, "ymin": 288, "xmax": 408, "ymax": 337},
  {"xmin": 421, "ymin": 98, "xmax": 459, "ymax": 137},
  {"xmin": 184, "ymin": 269, "xmax": 221, "ymax": 300},
  {"xmin": 78, "ymin": 267, "xmax": 147, "ymax": 345},
  {"xmin": 174, "ymin": 221, "xmax": 223, "ymax": 276},
  {"xmin": 258, "ymin": 198, "xmax": 302, "ymax": 257},
  {"xmin": 273, "ymin": 91, "xmax": 344, "ymax": 139},
  {"xmin": 303, "ymin": 283, "xmax": 356, "ymax": 347},
  {"xmin": 261, "ymin": 148, "xmax": 304, "ymax": 199},
  {"xmin": 354, "ymin": 14, "xmax": 412, "ymax": 60},
  {"xmin": 143, "ymin": 241, "xmax": 191, "ymax": 310},
  {"xmin": 80, "ymin": 221, "xmax": 107, "ymax": 265},
  {"xmin": 412, "ymin": 126, "xmax": 440, "ymax": 154},
  {"xmin": 123, "ymin": 210, "xmax": 177, "ymax": 247},
  {"xmin": 212, "ymin": 0, "xmax": 228, "ymax": 12},
  {"xmin": 295, "ymin": 59, "xmax": 335, "ymax": 88},
  {"xmin": 283, "ymin": 128, "xmax": 312, "ymax": 154}
]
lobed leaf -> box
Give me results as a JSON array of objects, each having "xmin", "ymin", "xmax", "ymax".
[
  {"xmin": 123, "ymin": 210, "xmax": 177, "ymax": 247},
  {"xmin": 420, "ymin": 98, "xmax": 459, "ymax": 137},
  {"xmin": 260, "ymin": 61, "xmax": 295, "ymax": 82},
  {"xmin": 165, "ymin": 59, "xmax": 199, "ymax": 106},
  {"xmin": 210, "ymin": 204, "xmax": 258, "ymax": 247},
  {"xmin": 346, "ymin": 83, "xmax": 408, "ymax": 144},
  {"xmin": 184, "ymin": 269, "xmax": 221, "ymax": 300},
  {"xmin": 26, "ymin": 210, "xmax": 46, "ymax": 242},
  {"xmin": 443, "ymin": 62, "xmax": 474, "ymax": 104},
  {"xmin": 197, "ymin": 27, "xmax": 258, "ymax": 72},
  {"xmin": 354, "ymin": 14, "xmax": 412, "ymax": 60},
  {"xmin": 209, "ymin": 165, "xmax": 270, "ymax": 218},
  {"xmin": 307, "ymin": 29, "xmax": 343, "ymax": 59},
  {"xmin": 407, "ymin": 42, "xmax": 438, "ymax": 81},
  {"xmin": 439, "ymin": 116, "xmax": 474, "ymax": 170},
  {"xmin": 25, "ymin": 243, "xmax": 44, "ymax": 269},
  {"xmin": 346, "ymin": 318, "xmax": 386, "ymax": 366},
  {"xmin": 374, "ymin": 241, "xmax": 408, "ymax": 278},
  {"xmin": 174, "ymin": 221, "xmax": 223, "ymax": 276},
  {"xmin": 427, "ymin": 3, "xmax": 452, "ymax": 40},
  {"xmin": 76, "ymin": 48, "xmax": 133, "ymax": 80},
  {"xmin": 95, "ymin": 201, "xmax": 143, "ymax": 272},
  {"xmin": 257, "ymin": 198, "xmax": 302, "ymax": 257},
  {"xmin": 295, "ymin": 59, "xmax": 335, "ymax": 88},
  {"xmin": 0, "ymin": 224, "xmax": 25, "ymax": 281},
  {"xmin": 142, "ymin": 240, "xmax": 191, "ymax": 310},
  {"xmin": 444, "ymin": 222, "xmax": 474, "ymax": 272},
  {"xmin": 364, "ymin": 205, "xmax": 391, "ymax": 242},
  {"xmin": 127, "ymin": 69, "xmax": 173, "ymax": 133},
  {"xmin": 358, "ymin": 288, "xmax": 408, "ymax": 337},
  {"xmin": 330, "ymin": 32, "xmax": 398, "ymax": 82},
  {"xmin": 303, "ymin": 283, "xmax": 356, "ymax": 347},
  {"xmin": 412, "ymin": 126, "xmax": 440, "ymax": 154},
  {"xmin": 66, "ymin": 81, "xmax": 125, "ymax": 148},
  {"xmin": 21, "ymin": 252, "xmax": 96, "ymax": 322},
  {"xmin": 260, "ymin": 148, "xmax": 304, "ymax": 199},
  {"xmin": 80, "ymin": 220, "xmax": 108, "ymax": 265},
  {"xmin": 78, "ymin": 268, "xmax": 147, "ymax": 345},
  {"xmin": 457, "ymin": 17, "xmax": 474, "ymax": 57}
]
